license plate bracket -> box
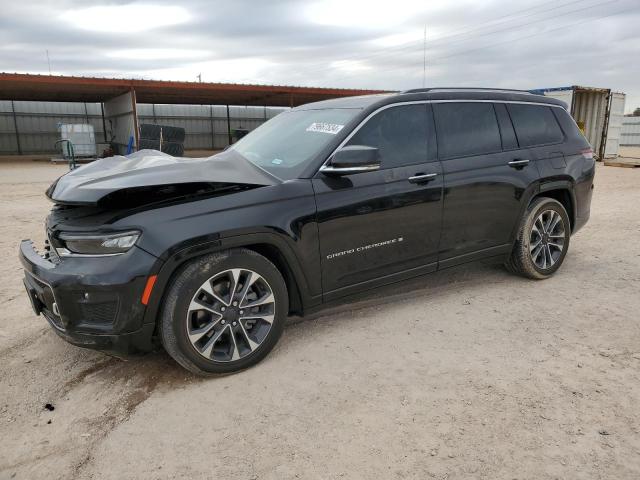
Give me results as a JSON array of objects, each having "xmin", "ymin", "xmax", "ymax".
[{"xmin": 23, "ymin": 279, "xmax": 43, "ymax": 316}]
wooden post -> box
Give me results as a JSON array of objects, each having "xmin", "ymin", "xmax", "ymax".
[
  {"xmin": 100, "ymin": 102, "xmax": 107, "ymax": 143},
  {"xmin": 209, "ymin": 105, "xmax": 216, "ymax": 150},
  {"xmin": 11, "ymin": 100, "xmax": 21, "ymax": 155},
  {"xmin": 226, "ymin": 104, "xmax": 232, "ymax": 146}
]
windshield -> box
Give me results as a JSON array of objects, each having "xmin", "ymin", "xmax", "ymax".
[{"xmin": 231, "ymin": 108, "xmax": 360, "ymax": 180}]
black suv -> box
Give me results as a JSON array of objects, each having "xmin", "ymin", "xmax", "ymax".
[{"xmin": 20, "ymin": 88, "xmax": 595, "ymax": 374}]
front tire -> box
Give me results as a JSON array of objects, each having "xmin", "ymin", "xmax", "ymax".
[
  {"xmin": 506, "ymin": 197, "xmax": 571, "ymax": 280},
  {"xmin": 160, "ymin": 249, "xmax": 288, "ymax": 375}
]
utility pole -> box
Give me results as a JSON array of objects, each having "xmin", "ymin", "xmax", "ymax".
[
  {"xmin": 46, "ymin": 50, "xmax": 52, "ymax": 75},
  {"xmin": 422, "ymin": 25, "xmax": 427, "ymax": 88},
  {"xmin": 197, "ymin": 73, "xmax": 202, "ymax": 83}
]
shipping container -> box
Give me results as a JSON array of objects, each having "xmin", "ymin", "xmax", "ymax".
[
  {"xmin": 530, "ymin": 86, "xmax": 626, "ymax": 159},
  {"xmin": 621, "ymin": 117, "xmax": 640, "ymax": 146}
]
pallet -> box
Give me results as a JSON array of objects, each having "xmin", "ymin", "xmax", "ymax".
[
  {"xmin": 50, "ymin": 157, "xmax": 96, "ymax": 164},
  {"xmin": 603, "ymin": 159, "xmax": 640, "ymax": 168}
]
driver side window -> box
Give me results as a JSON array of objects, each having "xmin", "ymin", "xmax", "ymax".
[{"xmin": 346, "ymin": 104, "xmax": 429, "ymax": 169}]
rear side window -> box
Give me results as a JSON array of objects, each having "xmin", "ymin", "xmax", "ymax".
[
  {"xmin": 433, "ymin": 102, "xmax": 502, "ymax": 158},
  {"xmin": 507, "ymin": 104, "xmax": 564, "ymax": 147},
  {"xmin": 346, "ymin": 104, "xmax": 428, "ymax": 169},
  {"xmin": 552, "ymin": 108, "xmax": 588, "ymax": 144}
]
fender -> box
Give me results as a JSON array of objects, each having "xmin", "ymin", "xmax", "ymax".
[
  {"xmin": 141, "ymin": 231, "xmax": 321, "ymax": 327},
  {"xmin": 507, "ymin": 178, "xmax": 576, "ymax": 249},
  {"xmin": 538, "ymin": 179, "xmax": 577, "ymax": 227}
]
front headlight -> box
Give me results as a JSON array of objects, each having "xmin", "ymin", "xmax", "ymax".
[{"xmin": 56, "ymin": 231, "xmax": 141, "ymax": 256}]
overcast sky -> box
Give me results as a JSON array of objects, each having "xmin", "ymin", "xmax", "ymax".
[{"xmin": 1, "ymin": 0, "xmax": 639, "ymax": 111}]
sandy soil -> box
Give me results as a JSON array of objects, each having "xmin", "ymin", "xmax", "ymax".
[{"xmin": 1, "ymin": 161, "xmax": 639, "ymax": 480}]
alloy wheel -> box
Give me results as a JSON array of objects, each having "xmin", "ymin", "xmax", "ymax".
[
  {"xmin": 186, "ymin": 268, "xmax": 275, "ymax": 362},
  {"xmin": 529, "ymin": 209, "xmax": 566, "ymax": 270}
]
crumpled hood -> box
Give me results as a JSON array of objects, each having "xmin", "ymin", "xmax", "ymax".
[{"xmin": 47, "ymin": 149, "xmax": 279, "ymax": 205}]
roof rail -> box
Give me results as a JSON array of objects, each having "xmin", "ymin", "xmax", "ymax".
[{"xmin": 402, "ymin": 87, "xmax": 536, "ymax": 95}]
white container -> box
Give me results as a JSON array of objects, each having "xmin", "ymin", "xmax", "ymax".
[
  {"xmin": 534, "ymin": 86, "xmax": 626, "ymax": 159},
  {"xmin": 59, "ymin": 123, "xmax": 96, "ymax": 157},
  {"xmin": 621, "ymin": 117, "xmax": 640, "ymax": 146},
  {"xmin": 604, "ymin": 92, "xmax": 626, "ymax": 158}
]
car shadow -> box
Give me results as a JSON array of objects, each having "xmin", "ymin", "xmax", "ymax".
[{"xmin": 288, "ymin": 259, "xmax": 518, "ymax": 326}]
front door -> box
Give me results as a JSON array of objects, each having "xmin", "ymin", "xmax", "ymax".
[{"xmin": 312, "ymin": 103, "xmax": 443, "ymax": 300}]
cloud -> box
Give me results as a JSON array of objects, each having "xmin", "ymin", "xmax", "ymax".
[
  {"xmin": 0, "ymin": 0, "xmax": 639, "ymax": 111},
  {"xmin": 59, "ymin": 4, "xmax": 191, "ymax": 33}
]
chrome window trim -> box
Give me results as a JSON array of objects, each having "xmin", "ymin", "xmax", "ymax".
[
  {"xmin": 318, "ymin": 99, "xmax": 566, "ymax": 172},
  {"xmin": 318, "ymin": 164, "xmax": 380, "ymax": 175}
]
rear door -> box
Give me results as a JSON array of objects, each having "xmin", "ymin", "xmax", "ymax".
[
  {"xmin": 313, "ymin": 103, "xmax": 443, "ymax": 298},
  {"xmin": 508, "ymin": 103, "xmax": 567, "ymax": 181},
  {"xmin": 434, "ymin": 101, "xmax": 539, "ymax": 267}
]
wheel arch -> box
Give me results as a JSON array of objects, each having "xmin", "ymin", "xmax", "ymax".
[
  {"xmin": 532, "ymin": 181, "xmax": 576, "ymax": 231},
  {"xmin": 142, "ymin": 234, "xmax": 317, "ymax": 330},
  {"xmin": 242, "ymin": 243, "xmax": 304, "ymax": 316},
  {"xmin": 507, "ymin": 180, "xmax": 576, "ymax": 252}
]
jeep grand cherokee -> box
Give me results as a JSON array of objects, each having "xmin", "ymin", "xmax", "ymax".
[{"xmin": 20, "ymin": 88, "xmax": 595, "ymax": 375}]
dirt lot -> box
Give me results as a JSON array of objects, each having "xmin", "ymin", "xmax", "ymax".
[{"xmin": 1, "ymin": 161, "xmax": 639, "ymax": 480}]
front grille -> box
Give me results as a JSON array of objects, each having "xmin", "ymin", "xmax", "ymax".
[
  {"xmin": 44, "ymin": 230, "xmax": 61, "ymax": 264},
  {"xmin": 79, "ymin": 301, "xmax": 118, "ymax": 325}
]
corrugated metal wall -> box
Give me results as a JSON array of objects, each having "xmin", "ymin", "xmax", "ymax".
[
  {"xmin": 136, "ymin": 104, "xmax": 286, "ymax": 150},
  {"xmin": 621, "ymin": 117, "xmax": 640, "ymax": 146},
  {"xmin": 571, "ymin": 90, "xmax": 609, "ymax": 158},
  {"xmin": 0, "ymin": 101, "xmax": 104, "ymax": 154},
  {"xmin": 0, "ymin": 101, "xmax": 287, "ymax": 154}
]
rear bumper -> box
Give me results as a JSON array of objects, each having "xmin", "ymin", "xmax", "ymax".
[
  {"xmin": 573, "ymin": 173, "xmax": 595, "ymax": 235},
  {"xmin": 574, "ymin": 207, "xmax": 590, "ymax": 234},
  {"xmin": 19, "ymin": 239, "xmax": 158, "ymax": 354}
]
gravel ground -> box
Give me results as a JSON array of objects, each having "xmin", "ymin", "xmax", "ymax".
[{"xmin": 1, "ymin": 161, "xmax": 639, "ymax": 480}]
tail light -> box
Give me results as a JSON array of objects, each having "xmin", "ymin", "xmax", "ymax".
[{"xmin": 581, "ymin": 148, "xmax": 594, "ymax": 159}]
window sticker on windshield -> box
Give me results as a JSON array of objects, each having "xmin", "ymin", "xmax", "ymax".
[
  {"xmin": 306, "ymin": 122, "xmax": 344, "ymax": 135},
  {"xmin": 272, "ymin": 158, "xmax": 283, "ymax": 165}
]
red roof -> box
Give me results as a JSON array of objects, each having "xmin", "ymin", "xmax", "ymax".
[{"xmin": 0, "ymin": 73, "xmax": 388, "ymax": 106}]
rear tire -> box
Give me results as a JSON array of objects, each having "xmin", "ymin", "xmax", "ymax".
[
  {"xmin": 505, "ymin": 197, "xmax": 571, "ymax": 280},
  {"xmin": 160, "ymin": 248, "xmax": 288, "ymax": 375}
]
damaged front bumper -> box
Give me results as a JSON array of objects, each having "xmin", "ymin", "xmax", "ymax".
[{"xmin": 19, "ymin": 239, "xmax": 158, "ymax": 354}]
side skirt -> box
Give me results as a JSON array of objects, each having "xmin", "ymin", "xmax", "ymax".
[{"xmin": 437, "ymin": 244, "xmax": 512, "ymax": 270}]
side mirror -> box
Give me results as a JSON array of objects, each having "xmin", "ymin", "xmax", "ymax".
[{"xmin": 320, "ymin": 145, "xmax": 380, "ymax": 176}]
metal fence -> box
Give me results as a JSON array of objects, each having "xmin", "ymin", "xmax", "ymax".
[
  {"xmin": 136, "ymin": 104, "xmax": 286, "ymax": 151},
  {"xmin": 0, "ymin": 101, "xmax": 105, "ymax": 154},
  {"xmin": 0, "ymin": 101, "xmax": 287, "ymax": 155},
  {"xmin": 621, "ymin": 117, "xmax": 640, "ymax": 146}
]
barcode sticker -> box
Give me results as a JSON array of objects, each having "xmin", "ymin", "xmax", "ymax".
[{"xmin": 306, "ymin": 122, "xmax": 344, "ymax": 135}]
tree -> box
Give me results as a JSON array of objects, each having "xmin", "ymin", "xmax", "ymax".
[{"xmin": 634, "ymin": 107, "xmax": 640, "ymax": 116}]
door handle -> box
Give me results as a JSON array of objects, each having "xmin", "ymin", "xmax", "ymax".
[
  {"xmin": 508, "ymin": 159, "xmax": 530, "ymax": 168},
  {"xmin": 408, "ymin": 173, "xmax": 437, "ymax": 184}
]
